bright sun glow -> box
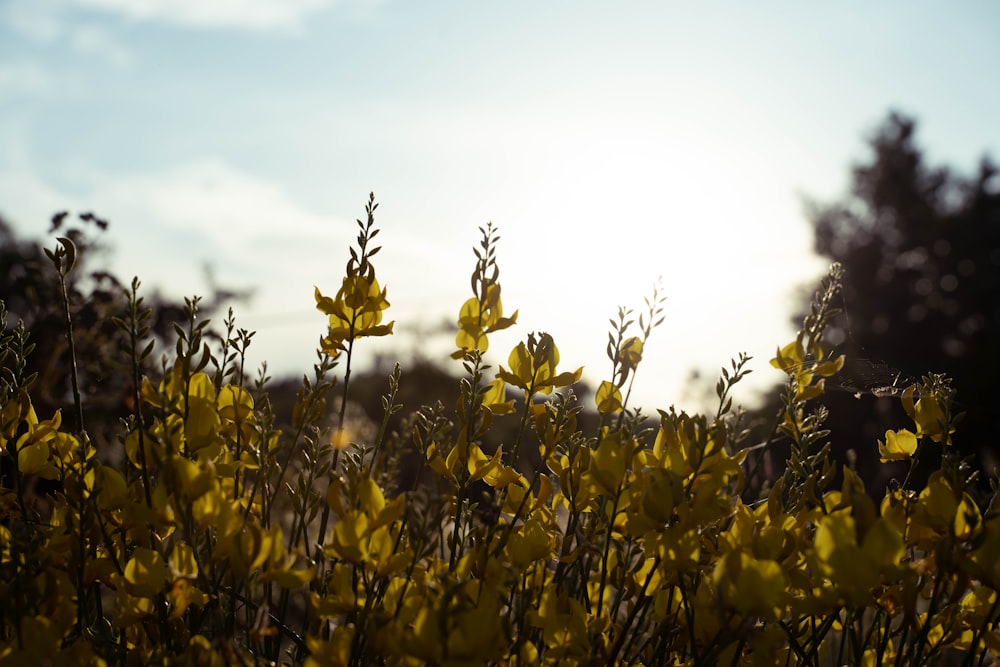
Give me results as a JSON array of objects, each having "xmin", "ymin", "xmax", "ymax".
[
  {"xmin": 449, "ymin": 97, "xmax": 824, "ymax": 407},
  {"xmin": 7, "ymin": 2, "xmax": 989, "ymax": 411}
]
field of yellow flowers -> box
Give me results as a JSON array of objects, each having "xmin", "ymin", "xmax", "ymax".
[{"xmin": 1, "ymin": 194, "xmax": 997, "ymax": 666}]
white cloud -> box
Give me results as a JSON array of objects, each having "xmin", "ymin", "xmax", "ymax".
[
  {"xmin": 2, "ymin": 0, "xmax": 359, "ymax": 57},
  {"xmin": 3, "ymin": 2, "xmax": 133, "ymax": 66},
  {"xmin": 0, "ymin": 164, "xmax": 77, "ymax": 234},
  {"xmin": 0, "ymin": 157, "xmax": 438, "ymax": 376},
  {"xmin": 0, "ymin": 62, "xmax": 55, "ymax": 100},
  {"xmin": 68, "ymin": 23, "xmax": 133, "ymax": 66},
  {"xmin": 2, "ymin": 1, "xmax": 65, "ymax": 42},
  {"xmin": 92, "ymin": 159, "xmax": 462, "ymax": 377},
  {"xmin": 71, "ymin": 0, "xmax": 339, "ymax": 30},
  {"xmin": 59, "ymin": 159, "xmax": 353, "ymax": 293},
  {"xmin": 103, "ymin": 159, "xmax": 334, "ymax": 242}
]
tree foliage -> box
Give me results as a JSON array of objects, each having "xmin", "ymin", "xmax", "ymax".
[
  {"xmin": 799, "ymin": 111, "xmax": 1000, "ymax": 479},
  {"xmin": 0, "ymin": 213, "xmax": 246, "ymax": 449}
]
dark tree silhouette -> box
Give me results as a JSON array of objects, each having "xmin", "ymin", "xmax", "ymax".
[
  {"xmin": 0, "ymin": 213, "xmax": 240, "ymax": 450},
  {"xmin": 2, "ymin": 213, "xmax": 135, "ymax": 437},
  {"xmin": 796, "ymin": 111, "xmax": 1000, "ymax": 484}
]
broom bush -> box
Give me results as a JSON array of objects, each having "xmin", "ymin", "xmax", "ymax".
[{"xmin": 1, "ymin": 193, "xmax": 997, "ymax": 666}]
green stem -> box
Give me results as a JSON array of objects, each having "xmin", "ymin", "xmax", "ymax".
[
  {"xmin": 55, "ymin": 259, "xmax": 95, "ymax": 634},
  {"xmin": 595, "ymin": 488, "xmax": 623, "ymax": 616},
  {"xmin": 317, "ymin": 336, "xmax": 354, "ymax": 551},
  {"xmin": 606, "ymin": 555, "xmax": 659, "ymax": 662},
  {"xmin": 912, "ymin": 573, "xmax": 945, "ymax": 665}
]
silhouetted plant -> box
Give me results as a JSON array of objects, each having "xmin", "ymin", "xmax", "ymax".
[
  {"xmin": 0, "ymin": 193, "xmax": 997, "ymax": 666},
  {"xmin": 799, "ymin": 111, "xmax": 1000, "ymax": 481}
]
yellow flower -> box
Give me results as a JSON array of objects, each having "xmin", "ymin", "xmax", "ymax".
[
  {"xmin": 619, "ymin": 336, "xmax": 643, "ymax": 373},
  {"xmin": 588, "ymin": 430, "xmax": 629, "ymax": 495},
  {"xmin": 879, "ymin": 428, "xmax": 918, "ymax": 462},
  {"xmin": 327, "ymin": 510, "xmax": 371, "ymax": 564},
  {"xmin": 713, "ymin": 551, "xmax": 788, "ymax": 619},
  {"xmin": 497, "ymin": 332, "xmax": 582, "ymax": 396},
  {"xmin": 812, "ymin": 509, "xmax": 903, "ymax": 606},
  {"xmin": 506, "ymin": 518, "xmax": 552, "ymax": 569},
  {"xmin": 123, "ymin": 547, "xmax": 168, "ymax": 598},
  {"xmin": 595, "ymin": 380, "xmax": 623, "ymax": 415},
  {"xmin": 770, "ymin": 337, "xmax": 844, "ymax": 400},
  {"xmin": 305, "ymin": 626, "xmax": 353, "ymax": 667},
  {"xmin": 482, "ymin": 377, "xmax": 515, "ymax": 415},
  {"xmin": 454, "ymin": 283, "xmax": 517, "ymax": 355},
  {"xmin": 315, "ymin": 274, "xmax": 394, "ymax": 355},
  {"xmin": 903, "ymin": 386, "xmax": 954, "ymax": 445},
  {"xmin": 13, "ymin": 404, "xmax": 62, "ymax": 480}
]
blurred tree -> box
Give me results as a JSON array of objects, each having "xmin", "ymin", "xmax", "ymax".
[
  {"xmin": 787, "ymin": 111, "xmax": 1000, "ymax": 486},
  {"xmin": 2, "ymin": 213, "xmax": 135, "ymax": 440},
  {"xmin": 0, "ymin": 212, "xmax": 241, "ymax": 451}
]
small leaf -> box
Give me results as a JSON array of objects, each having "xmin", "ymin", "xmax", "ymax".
[
  {"xmin": 595, "ymin": 381, "xmax": 623, "ymax": 415},
  {"xmin": 124, "ymin": 548, "xmax": 168, "ymax": 597},
  {"xmin": 57, "ymin": 236, "xmax": 77, "ymax": 270}
]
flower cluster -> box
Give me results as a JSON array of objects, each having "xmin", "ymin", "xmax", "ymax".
[
  {"xmin": 452, "ymin": 222, "xmax": 517, "ymax": 358},
  {"xmin": 315, "ymin": 193, "xmax": 394, "ymax": 356},
  {"xmin": 0, "ymin": 199, "xmax": 997, "ymax": 666}
]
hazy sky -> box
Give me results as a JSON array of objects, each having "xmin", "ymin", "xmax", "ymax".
[{"xmin": 2, "ymin": 1, "xmax": 999, "ymax": 413}]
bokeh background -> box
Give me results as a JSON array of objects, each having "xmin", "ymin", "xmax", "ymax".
[{"xmin": 2, "ymin": 1, "xmax": 999, "ymax": 416}]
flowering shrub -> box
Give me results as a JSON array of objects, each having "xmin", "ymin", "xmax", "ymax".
[{"xmin": 0, "ymin": 194, "xmax": 997, "ymax": 666}]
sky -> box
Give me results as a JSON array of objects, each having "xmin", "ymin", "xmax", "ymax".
[{"xmin": 2, "ymin": 1, "xmax": 999, "ymax": 414}]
